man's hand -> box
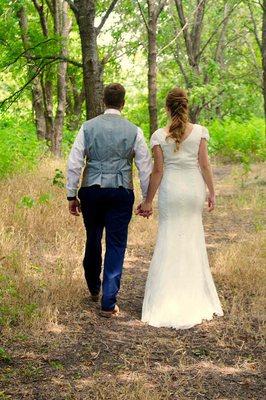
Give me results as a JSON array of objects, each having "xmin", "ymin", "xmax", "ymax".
[
  {"xmin": 135, "ymin": 201, "xmax": 153, "ymax": 218},
  {"xmin": 68, "ymin": 199, "xmax": 81, "ymax": 216}
]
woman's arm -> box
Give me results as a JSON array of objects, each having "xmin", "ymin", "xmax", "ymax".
[
  {"xmin": 136, "ymin": 145, "xmax": 164, "ymax": 218},
  {"xmin": 198, "ymin": 138, "xmax": 215, "ymax": 212}
]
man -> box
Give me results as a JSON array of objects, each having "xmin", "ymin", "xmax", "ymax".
[{"xmin": 66, "ymin": 83, "xmax": 152, "ymax": 317}]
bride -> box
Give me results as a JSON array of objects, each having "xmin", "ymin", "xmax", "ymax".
[{"xmin": 137, "ymin": 87, "xmax": 224, "ymax": 329}]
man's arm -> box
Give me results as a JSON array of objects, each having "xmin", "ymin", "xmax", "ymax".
[
  {"xmin": 66, "ymin": 126, "xmax": 85, "ymax": 215},
  {"xmin": 134, "ymin": 128, "xmax": 153, "ymax": 200}
]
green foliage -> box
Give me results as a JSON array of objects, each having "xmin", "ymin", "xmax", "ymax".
[
  {"xmin": 38, "ymin": 193, "xmax": 52, "ymax": 204},
  {"xmin": 0, "ymin": 347, "xmax": 11, "ymax": 364},
  {"xmin": 20, "ymin": 196, "xmax": 35, "ymax": 208},
  {"xmin": 0, "ymin": 0, "xmax": 264, "ymax": 173},
  {"xmin": 0, "ymin": 118, "xmax": 46, "ymax": 178},
  {"xmin": 52, "ymin": 169, "xmax": 65, "ymax": 188},
  {"xmin": 18, "ymin": 193, "xmax": 52, "ymax": 208},
  {"xmin": 206, "ymin": 117, "xmax": 265, "ymax": 162}
]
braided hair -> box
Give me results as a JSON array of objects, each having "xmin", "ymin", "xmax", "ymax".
[{"xmin": 165, "ymin": 87, "xmax": 189, "ymax": 151}]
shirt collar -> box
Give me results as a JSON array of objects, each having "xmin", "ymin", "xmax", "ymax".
[{"xmin": 104, "ymin": 108, "xmax": 121, "ymax": 115}]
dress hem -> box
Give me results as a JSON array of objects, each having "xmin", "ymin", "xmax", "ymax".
[{"xmin": 141, "ymin": 311, "xmax": 224, "ymax": 330}]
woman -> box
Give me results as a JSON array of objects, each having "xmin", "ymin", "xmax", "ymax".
[{"xmin": 138, "ymin": 87, "xmax": 224, "ymax": 329}]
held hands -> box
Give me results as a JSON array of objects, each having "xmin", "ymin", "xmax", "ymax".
[
  {"xmin": 208, "ymin": 193, "xmax": 215, "ymax": 212},
  {"xmin": 69, "ymin": 199, "xmax": 81, "ymax": 216},
  {"xmin": 135, "ymin": 200, "xmax": 153, "ymax": 219}
]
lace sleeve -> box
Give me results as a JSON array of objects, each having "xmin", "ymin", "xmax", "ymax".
[
  {"xmin": 150, "ymin": 129, "xmax": 161, "ymax": 148},
  {"xmin": 201, "ymin": 126, "xmax": 210, "ymax": 141}
]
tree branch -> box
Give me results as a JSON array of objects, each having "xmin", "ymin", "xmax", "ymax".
[
  {"xmin": 0, "ymin": 59, "xmax": 56, "ymax": 112},
  {"xmin": 214, "ymin": 2, "xmax": 230, "ymax": 65},
  {"xmin": 159, "ymin": 0, "xmax": 205, "ymax": 56},
  {"xmin": 30, "ymin": 55, "xmax": 82, "ymax": 67},
  {"xmin": 156, "ymin": 0, "xmax": 167, "ymax": 20},
  {"xmin": 31, "ymin": 0, "xmax": 49, "ymax": 36},
  {"xmin": 136, "ymin": 0, "xmax": 149, "ymax": 32},
  {"xmin": 174, "ymin": 53, "xmax": 190, "ymax": 87},
  {"xmin": 174, "ymin": 0, "xmax": 203, "ymax": 65},
  {"xmin": 197, "ymin": 2, "xmax": 240, "ymax": 59},
  {"xmin": 65, "ymin": 0, "xmax": 78, "ymax": 15},
  {"xmin": 247, "ymin": 1, "xmax": 262, "ymax": 52},
  {"xmin": 1, "ymin": 38, "xmax": 57, "ymax": 72},
  {"xmin": 191, "ymin": 0, "xmax": 206, "ymax": 55},
  {"xmin": 198, "ymin": 88, "xmax": 225, "ymax": 111},
  {"xmin": 45, "ymin": 0, "xmax": 54, "ymax": 14},
  {"xmin": 96, "ymin": 0, "xmax": 120, "ymax": 34}
]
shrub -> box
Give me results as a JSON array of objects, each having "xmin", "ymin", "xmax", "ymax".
[
  {"xmin": 206, "ymin": 117, "xmax": 265, "ymax": 162},
  {"xmin": 0, "ymin": 118, "xmax": 46, "ymax": 178}
]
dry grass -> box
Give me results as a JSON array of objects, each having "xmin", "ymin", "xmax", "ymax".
[
  {"xmin": 0, "ymin": 158, "xmax": 159, "ymax": 336},
  {"xmin": 212, "ymin": 233, "xmax": 265, "ymax": 340},
  {"xmin": 0, "ymin": 158, "xmax": 86, "ymax": 334},
  {"xmin": 0, "ymin": 159, "xmax": 265, "ymax": 399}
]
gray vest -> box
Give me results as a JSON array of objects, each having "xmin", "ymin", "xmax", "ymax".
[{"xmin": 81, "ymin": 114, "xmax": 138, "ymax": 190}]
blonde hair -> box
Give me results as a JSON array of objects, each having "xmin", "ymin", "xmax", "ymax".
[{"xmin": 165, "ymin": 87, "xmax": 189, "ymax": 151}]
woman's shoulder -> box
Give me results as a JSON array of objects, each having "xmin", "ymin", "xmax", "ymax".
[
  {"xmin": 150, "ymin": 128, "xmax": 166, "ymax": 147},
  {"xmin": 193, "ymin": 123, "xmax": 210, "ymax": 141}
]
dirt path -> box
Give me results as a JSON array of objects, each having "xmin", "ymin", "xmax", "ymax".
[{"xmin": 0, "ymin": 166, "xmax": 264, "ymax": 400}]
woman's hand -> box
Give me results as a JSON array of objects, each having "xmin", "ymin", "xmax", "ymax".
[
  {"xmin": 136, "ymin": 201, "xmax": 153, "ymax": 218},
  {"xmin": 208, "ymin": 193, "xmax": 215, "ymax": 212}
]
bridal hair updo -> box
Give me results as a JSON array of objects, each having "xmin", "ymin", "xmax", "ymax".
[{"xmin": 166, "ymin": 87, "xmax": 189, "ymax": 151}]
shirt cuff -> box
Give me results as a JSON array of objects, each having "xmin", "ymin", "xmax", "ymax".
[
  {"xmin": 67, "ymin": 196, "xmax": 77, "ymax": 201},
  {"xmin": 67, "ymin": 189, "xmax": 78, "ymax": 198}
]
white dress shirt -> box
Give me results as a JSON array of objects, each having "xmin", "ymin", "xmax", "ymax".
[{"xmin": 66, "ymin": 109, "xmax": 153, "ymax": 199}]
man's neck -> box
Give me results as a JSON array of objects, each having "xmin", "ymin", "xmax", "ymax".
[{"xmin": 104, "ymin": 108, "xmax": 121, "ymax": 115}]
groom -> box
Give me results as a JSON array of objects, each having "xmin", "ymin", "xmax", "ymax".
[{"xmin": 66, "ymin": 83, "xmax": 152, "ymax": 317}]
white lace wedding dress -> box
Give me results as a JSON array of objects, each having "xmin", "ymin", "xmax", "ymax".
[{"xmin": 141, "ymin": 124, "xmax": 224, "ymax": 329}]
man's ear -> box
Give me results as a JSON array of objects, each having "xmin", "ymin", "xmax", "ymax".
[{"xmin": 120, "ymin": 100, "xmax": 125, "ymax": 110}]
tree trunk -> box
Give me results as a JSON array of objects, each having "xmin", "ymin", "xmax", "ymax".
[
  {"xmin": 189, "ymin": 105, "xmax": 201, "ymax": 123},
  {"xmin": 75, "ymin": 0, "xmax": 104, "ymax": 119},
  {"xmin": 66, "ymin": 72, "xmax": 85, "ymax": 130},
  {"xmin": 147, "ymin": 1, "xmax": 158, "ymax": 136},
  {"xmin": 262, "ymin": 0, "xmax": 266, "ymax": 124},
  {"xmin": 174, "ymin": 1, "xmax": 242, "ymax": 123},
  {"xmin": 31, "ymin": 0, "xmax": 55, "ymax": 142},
  {"xmin": 52, "ymin": 0, "xmax": 70, "ymax": 156},
  {"xmin": 42, "ymin": 71, "xmax": 55, "ymax": 142},
  {"xmin": 68, "ymin": 0, "xmax": 119, "ymax": 119},
  {"xmin": 32, "ymin": 80, "xmax": 46, "ymax": 139},
  {"xmin": 214, "ymin": 3, "xmax": 230, "ymax": 69},
  {"xmin": 17, "ymin": 6, "xmax": 46, "ymax": 140}
]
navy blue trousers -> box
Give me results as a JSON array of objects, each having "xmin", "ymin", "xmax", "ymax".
[{"xmin": 78, "ymin": 186, "xmax": 134, "ymax": 311}]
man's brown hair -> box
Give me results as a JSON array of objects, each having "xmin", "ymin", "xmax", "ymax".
[{"xmin": 103, "ymin": 83, "xmax": 126, "ymax": 109}]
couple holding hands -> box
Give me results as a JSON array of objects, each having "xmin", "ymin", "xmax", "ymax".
[{"xmin": 66, "ymin": 83, "xmax": 223, "ymax": 329}]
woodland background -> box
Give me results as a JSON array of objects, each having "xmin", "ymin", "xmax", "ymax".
[
  {"xmin": 0, "ymin": 0, "xmax": 265, "ymax": 168},
  {"xmin": 0, "ymin": 1, "xmax": 265, "ymax": 399}
]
